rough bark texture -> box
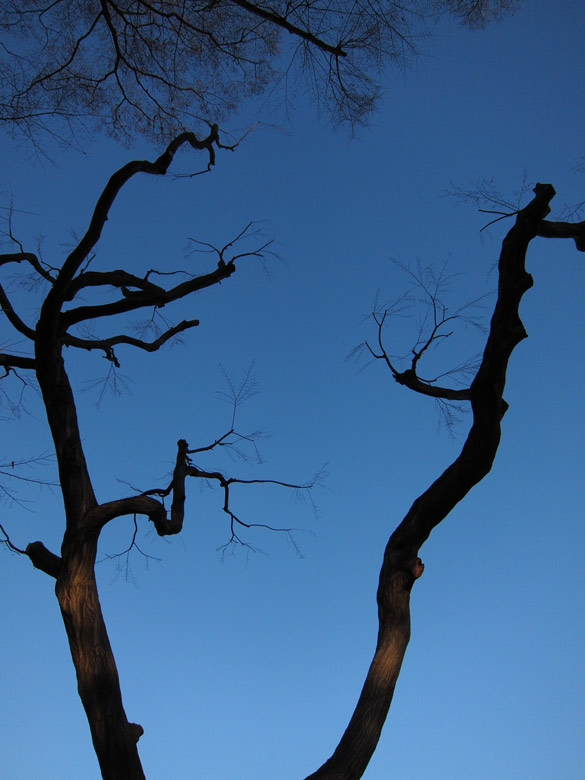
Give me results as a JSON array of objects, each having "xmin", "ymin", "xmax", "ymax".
[{"xmin": 57, "ymin": 536, "xmax": 146, "ymax": 780}]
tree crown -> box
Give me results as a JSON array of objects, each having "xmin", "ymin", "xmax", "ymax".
[{"xmin": 0, "ymin": 0, "xmax": 517, "ymax": 144}]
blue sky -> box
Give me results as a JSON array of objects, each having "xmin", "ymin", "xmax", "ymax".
[{"xmin": 1, "ymin": 2, "xmax": 584, "ymax": 778}]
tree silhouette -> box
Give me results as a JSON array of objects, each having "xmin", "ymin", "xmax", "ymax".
[
  {"xmin": 304, "ymin": 184, "xmax": 585, "ymax": 778},
  {"xmin": 7, "ymin": 3, "xmax": 579, "ymax": 779},
  {"xmin": 2, "ymin": 155, "xmax": 583, "ymax": 777},
  {"xmin": 0, "ymin": 128, "xmax": 318, "ymax": 778}
]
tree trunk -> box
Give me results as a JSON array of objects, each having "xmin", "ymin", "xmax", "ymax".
[
  {"xmin": 305, "ymin": 567, "xmax": 415, "ymax": 780},
  {"xmin": 35, "ymin": 310, "xmax": 147, "ymax": 779},
  {"xmin": 56, "ymin": 533, "xmax": 146, "ymax": 780},
  {"xmin": 304, "ymin": 184, "xmax": 556, "ymax": 780}
]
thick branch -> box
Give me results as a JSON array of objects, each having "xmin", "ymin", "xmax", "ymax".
[
  {"xmin": 85, "ymin": 494, "xmax": 168, "ymax": 535},
  {"xmin": 535, "ymin": 219, "xmax": 585, "ymax": 250},
  {"xmin": 85, "ymin": 441, "xmax": 195, "ymax": 537},
  {"xmin": 62, "ymin": 269, "xmax": 165, "ymax": 301},
  {"xmin": 169, "ymin": 438, "xmax": 189, "ymax": 530},
  {"xmin": 0, "ymin": 251, "xmax": 40, "ymax": 267},
  {"xmin": 0, "ymin": 352, "xmax": 36, "ymax": 370},
  {"xmin": 25, "ymin": 541, "xmax": 62, "ymax": 578},
  {"xmin": 50, "ymin": 127, "xmax": 221, "ymax": 308},
  {"xmin": 34, "ymin": 130, "xmax": 228, "ymax": 529},
  {"xmin": 393, "ymin": 368, "xmax": 472, "ymax": 401},
  {"xmin": 138, "ymin": 438, "xmax": 316, "ymax": 548}
]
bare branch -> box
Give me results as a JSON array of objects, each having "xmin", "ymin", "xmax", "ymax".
[
  {"xmin": 58, "ymin": 226, "xmax": 272, "ymax": 361},
  {"xmin": 215, "ymin": 360, "xmax": 259, "ymax": 428},
  {"xmin": 392, "ymin": 367, "xmax": 472, "ymax": 401},
  {"xmin": 447, "ymin": 174, "xmax": 533, "ymax": 213},
  {"xmin": 364, "ymin": 262, "xmax": 488, "ymax": 403},
  {"xmin": 187, "ymin": 221, "xmax": 277, "ymax": 272},
  {"xmin": 535, "ymin": 219, "xmax": 585, "ymax": 251},
  {"xmin": 0, "ymin": 250, "xmax": 55, "ymax": 283},
  {"xmin": 0, "ymin": 282, "xmax": 36, "ymax": 339},
  {"xmin": 85, "ymin": 494, "xmax": 169, "ymax": 535},
  {"xmin": 64, "ymin": 319, "xmax": 200, "ymax": 359},
  {"xmin": 0, "ymin": 452, "xmax": 58, "ymax": 489},
  {"xmin": 0, "ymin": 521, "xmax": 25, "ymax": 554},
  {"xmin": 0, "ymin": 361, "xmax": 35, "ymax": 421},
  {"xmin": 0, "ymin": 352, "xmax": 36, "ymax": 371},
  {"xmin": 1, "ymin": 0, "xmax": 515, "ymax": 144},
  {"xmin": 137, "ymin": 430, "xmax": 320, "ymax": 550},
  {"xmin": 230, "ymin": 0, "xmax": 347, "ymax": 58},
  {"xmin": 83, "ymin": 361, "xmax": 133, "ymax": 405},
  {"xmin": 63, "ymin": 269, "xmax": 165, "ymax": 301},
  {"xmin": 0, "ymin": 452, "xmax": 58, "ymax": 510},
  {"xmin": 52, "ymin": 127, "xmax": 223, "ymax": 304},
  {"xmin": 61, "ymin": 260, "xmax": 235, "ymax": 328},
  {"xmin": 478, "ymin": 207, "xmax": 520, "ymax": 231},
  {"xmin": 186, "ymin": 429, "xmax": 240, "ymax": 456},
  {"xmin": 100, "ymin": 515, "xmax": 161, "ymax": 583}
]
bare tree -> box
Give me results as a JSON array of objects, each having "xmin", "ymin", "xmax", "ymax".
[
  {"xmin": 0, "ymin": 127, "xmax": 316, "ymax": 780},
  {"xmin": 8, "ymin": 3, "xmax": 576, "ymax": 779},
  {"xmin": 302, "ymin": 184, "xmax": 585, "ymax": 779},
  {"xmin": 0, "ymin": 0, "xmax": 517, "ymax": 143},
  {"xmin": 3, "ymin": 121, "xmax": 584, "ymax": 778}
]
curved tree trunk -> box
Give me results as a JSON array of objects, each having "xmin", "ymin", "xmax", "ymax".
[
  {"xmin": 305, "ymin": 570, "xmax": 414, "ymax": 780},
  {"xmin": 304, "ymin": 184, "xmax": 557, "ymax": 780}
]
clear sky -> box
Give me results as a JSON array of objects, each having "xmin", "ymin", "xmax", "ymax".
[{"xmin": 1, "ymin": 2, "xmax": 584, "ymax": 779}]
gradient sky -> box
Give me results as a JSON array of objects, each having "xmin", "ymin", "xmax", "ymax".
[{"xmin": 1, "ymin": 2, "xmax": 584, "ymax": 779}]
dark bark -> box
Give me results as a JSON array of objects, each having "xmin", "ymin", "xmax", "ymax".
[
  {"xmin": 230, "ymin": 0, "xmax": 348, "ymax": 57},
  {"xmin": 393, "ymin": 367, "xmax": 472, "ymax": 400},
  {"xmin": 0, "ymin": 131, "xmax": 239, "ymax": 780},
  {"xmin": 535, "ymin": 218, "xmax": 585, "ymax": 249},
  {"xmin": 35, "ymin": 290, "xmax": 147, "ymax": 778},
  {"xmin": 0, "ymin": 353, "xmax": 36, "ymax": 370},
  {"xmin": 304, "ymin": 184, "xmax": 556, "ymax": 780},
  {"xmin": 25, "ymin": 541, "xmax": 62, "ymax": 578},
  {"xmin": 2, "ymin": 162, "xmax": 580, "ymax": 779},
  {"xmin": 1, "ymin": 0, "xmax": 516, "ymax": 143}
]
